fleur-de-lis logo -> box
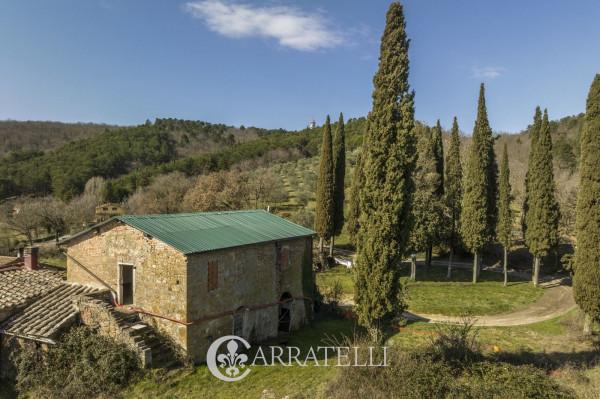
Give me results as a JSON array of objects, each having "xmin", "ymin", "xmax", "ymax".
[
  {"xmin": 207, "ymin": 335, "xmax": 252, "ymax": 382},
  {"xmin": 217, "ymin": 339, "xmax": 249, "ymax": 377}
]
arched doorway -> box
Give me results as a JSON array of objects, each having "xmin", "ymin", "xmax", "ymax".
[
  {"xmin": 233, "ymin": 306, "xmax": 246, "ymax": 337},
  {"xmin": 278, "ymin": 292, "xmax": 293, "ymax": 333}
]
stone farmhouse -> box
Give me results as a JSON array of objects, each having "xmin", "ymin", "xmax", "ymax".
[
  {"xmin": 0, "ymin": 210, "xmax": 315, "ymax": 370},
  {"xmin": 59, "ymin": 210, "xmax": 316, "ymax": 363}
]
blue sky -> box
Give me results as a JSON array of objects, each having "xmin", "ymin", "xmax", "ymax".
[{"xmin": 1, "ymin": 0, "xmax": 599, "ymax": 133}]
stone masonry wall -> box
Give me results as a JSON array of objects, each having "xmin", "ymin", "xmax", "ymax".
[
  {"xmin": 76, "ymin": 292, "xmax": 152, "ymax": 367},
  {"xmin": 185, "ymin": 237, "xmax": 311, "ymax": 362},
  {"xmin": 66, "ymin": 222, "xmax": 188, "ymax": 351}
]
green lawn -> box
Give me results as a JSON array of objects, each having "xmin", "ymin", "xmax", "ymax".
[
  {"xmin": 316, "ymin": 264, "xmax": 544, "ymax": 316},
  {"xmin": 125, "ymin": 309, "xmax": 595, "ymax": 399},
  {"xmin": 390, "ymin": 309, "xmax": 588, "ymax": 354},
  {"xmin": 125, "ymin": 318, "xmax": 354, "ymax": 399}
]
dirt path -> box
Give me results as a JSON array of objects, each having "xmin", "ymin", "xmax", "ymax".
[
  {"xmin": 403, "ymin": 279, "xmax": 576, "ymax": 326},
  {"xmin": 334, "ymin": 256, "xmax": 577, "ymax": 326}
]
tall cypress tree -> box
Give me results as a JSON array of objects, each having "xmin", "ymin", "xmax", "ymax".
[
  {"xmin": 497, "ymin": 143, "xmax": 512, "ymax": 286},
  {"xmin": 461, "ymin": 84, "xmax": 494, "ymax": 283},
  {"xmin": 432, "ymin": 119, "xmax": 445, "ymax": 196},
  {"xmin": 573, "ymin": 74, "xmax": 600, "ymax": 334},
  {"xmin": 315, "ymin": 115, "xmax": 335, "ymax": 262},
  {"xmin": 525, "ymin": 109, "xmax": 560, "ymax": 286},
  {"xmin": 522, "ymin": 107, "xmax": 542, "ymax": 239},
  {"xmin": 331, "ymin": 112, "xmax": 346, "ymax": 256},
  {"xmin": 354, "ymin": 2, "xmax": 416, "ymax": 341},
  {"xmin": 409, "ymin": 125, "xmax": 444, "ymax": 278},
  {"xmin": 445, "ymin": 116, "xmax": 462, "ymax": 278},
  {"xmin": 347, "ymin": 152, "xmax": 363, "ymax": 247}
]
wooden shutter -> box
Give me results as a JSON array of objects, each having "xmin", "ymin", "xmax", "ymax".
[
  {"xmin": 208, "ymin": 261, "xmax": 218, "ymax": 291},
  {"xmin": 281, "ymin": 247, "xmax": 289, "ymax": 268}
]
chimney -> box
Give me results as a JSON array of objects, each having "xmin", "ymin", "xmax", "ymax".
[{"xmin": 24, "ymin": 247, "xmax": 39, "ymax": 271}]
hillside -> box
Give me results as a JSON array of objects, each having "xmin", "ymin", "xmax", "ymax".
[
  {"xmin": 0, "ymin": 120, "xmax": 117, "ymax": 156},
  {"xmin": 0, "ymin": 117, "xmax": 368, "ymax": 202}
]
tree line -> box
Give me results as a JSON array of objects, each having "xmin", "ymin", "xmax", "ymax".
[{"xmin": 312, "ymin": 1, "xmax": 600, "ymax": 340}]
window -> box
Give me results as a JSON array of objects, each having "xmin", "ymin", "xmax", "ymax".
[
  {"xmin": 208, "ymin": 260, "xmax": 218, "ymax": 291},
  {"xmin": 277, "ymin": 246, "xmax": 290, "ymax": 268}
]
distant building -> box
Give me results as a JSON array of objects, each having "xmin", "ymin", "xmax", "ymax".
[
  {"xmin": 308, "ymin": 119, "xmax": 316, "ymax": 129},
  {"xmin": 94, "ymin": 203, "xmax": 125, "ymax": 223}
]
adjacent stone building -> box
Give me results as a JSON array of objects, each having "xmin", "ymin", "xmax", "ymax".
[{"xmin": 60, "ymin": 210, "xmax": 315, "ymax": 362}]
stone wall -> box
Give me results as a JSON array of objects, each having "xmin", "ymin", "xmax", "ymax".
[
  {"xmin": 65, "ymin": 222, "xmax": 188, "ymax": 351},
  {"xmin": 65, "ymin": 220, "xmax": 314, "ymax": 364},
  {"xmin": 76, "ymin": 292, "xmax": 152, "ymax": 367},
  {"xmin": 185, "ymin": 237, "xmax": 312, "ymax": 362}
]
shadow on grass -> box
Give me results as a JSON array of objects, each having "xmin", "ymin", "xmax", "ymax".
[
  {"xmin": 495, "ymin": 345, "xmax": 600, "ymax": 371},
  {"xmin": 246, "ymin": 314, "xmax": 364, "ymax": 362}
]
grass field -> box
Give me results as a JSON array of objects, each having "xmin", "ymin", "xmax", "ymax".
[
  {"xmin": 316, "ymin": 264, "xmax": 544, "ymax": 316},
  {"xmin": 124, "ymin": 309, "xmax": 598, "ymax": 399},
  {"xmin": 125, "ymin": 318, "xmax": 354, "ymax": 399}
]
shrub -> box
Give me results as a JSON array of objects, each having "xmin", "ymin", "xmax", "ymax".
[
  {"xmin": 427, "ymin": 318, "xmax": 481, "ymax": 366},
  {"xmin": 13, "ymin": 326, "xmax": 141, "ymax": 399},
  {"xmin": 463, "ymin": 362, "xmax": 575, "ymax": 398},
  {"xmin": 321, "ymin": 319, "xmax": 576, "ymax": 398},
  {"xmin": 321, "ymin": 349, "xmax": 457, "ymax": 399}
]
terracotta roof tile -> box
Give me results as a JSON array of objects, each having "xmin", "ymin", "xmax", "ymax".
[
  {"xmin": 1, "ymin": 283, "xmax": 99, "ymax": 343},
  {"xmin": 0, "ymin": 267, "xmax": 65, "ymax": 312}
]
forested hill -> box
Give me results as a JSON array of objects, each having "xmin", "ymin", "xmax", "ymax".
[
  {"xmin": 0, "ymin": 120, "xmax": 117, "ymax": 156},
  {"xmin": 0, "ymin": 117, "xmax": 367, "ymax": 202},
  {"xmin": 0, "ymin": 112, "xmax": 581, "ymax": 204}
]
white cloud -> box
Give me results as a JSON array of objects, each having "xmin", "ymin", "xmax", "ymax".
[
  {"xmin": 184, "ymin": 0, "xmax": 344, "ymax": 51},
  {"xmin": 471, "ymin": 66, "xmax": 505, "ymax": 79}
]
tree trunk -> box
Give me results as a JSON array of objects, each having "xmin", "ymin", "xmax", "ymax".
[
  {"xmin": 319, "ymin": 237, "xmax": 326, "ymax": 270},
  {"xmin": 329, "ymin": 236, "xmax": 335, "ymax": 258},
  {"xmin": 447, "ymin": 250, "xmax": 453, "ymax": 279},
  {"xmin": 533, "ymin": 256, "xmax": 540, "ymax": 287},
  {"xmin": 503, "ymin": 246, "xmax": 508, "ymax": 287},
  {"xmin": 426, "ymin": 245, "xmax": 432, "ymax": 269},
  {"xmin": 410, "ymin": 254, "xmax": 416, "ymax": 281},
  {"xmin": 583, "ymin": 314, "xmax": 593, "ymax": 336},
  {"xmin": 472, "ymin": 252, "xmax": 478, "ymax": 283}
]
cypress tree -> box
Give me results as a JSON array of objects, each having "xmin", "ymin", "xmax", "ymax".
[
  {"xmin": 445, "ymin": 117, "xmax": 462, "ymax": 278},
  {"xmin": 497, "ymin": 143, "xmax": 512, "ymax": 286},
  {"xmin": 573, "ymin": 74, "xmax": 600, "ymax": 334},
  {"xmin": 461, "ymin": 84, "xmax": 494, "ymax": 283},
  {"xmin": 354, "ymin": 2, "xmax": 416, "ymax": 341},
  {"xmin": 522, "ymin": 107, "xmax": 542, "ymax": 239},
  {"xmin": 409, "ymin": 125, "xmax": 444, "ymax": 278},
  {"xmin": 331, "ymin": 112, "xmax": 346, "ymax": 257},
  {"xmin": 525, "ymin": 109, "xmax": 560, "ymax": 286},
  {"xmin": 432, "ymin": 119, "xmax": 445, "ymax": 196},
  {"xmin": 347, "ymin": 152, "xmax": 363, "ymax": 248},
  {"xmin": 421, "ymin": 119, "xmax": 445, "ymax": 268},
  {"xmin": 315, "ymin": 115, "xmax": 335, "ymax": 262}
]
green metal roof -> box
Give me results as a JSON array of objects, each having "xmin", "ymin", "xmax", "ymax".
[{"xmin": 114, "ymin": 210, "xmax": 314, "ymax": 254}]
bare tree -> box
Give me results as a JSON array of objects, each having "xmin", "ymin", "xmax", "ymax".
[
  {"xmin": 183, "ymin": 170, "xmax": 251, "ymax": 211},
  {"xmin": 35, "ymin": 197, "xmax": 68, "ymax": 242},
  {"xmin": 0, "ymin": 198, "xmax": 44, "ymax": 245},
  {"xmin": 127, "ymin": 172, "xmax": 191, "ymax": 214}
]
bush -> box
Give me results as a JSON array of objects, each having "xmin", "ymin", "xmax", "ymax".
[
  {"xmin": 463, "ymin": 362, "xmax": 575, "ymax": 398},
  {"xmin": 13, "ymin": 326, "xmax": 141, "ymax": 399},
  {"xmin": 427, "ymin": 319, "xmax": 481, "ymax": 366},
  {"xmin": 321, "ymin": 320, "xmax": 576, "ymax": 398}
]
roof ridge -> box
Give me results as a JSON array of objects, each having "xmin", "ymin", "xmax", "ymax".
[
  {"xmin": 118, "ymin": 209, "xmax": 267, "ymax": 219},
  {"xmin": 62, "ymin": 210, "xmax": 315, "ymax": 255}
]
